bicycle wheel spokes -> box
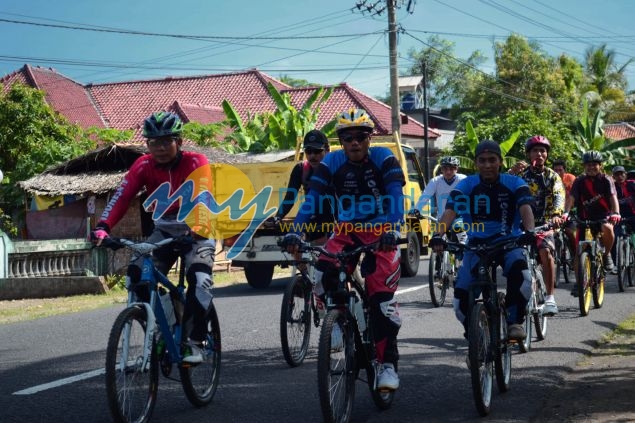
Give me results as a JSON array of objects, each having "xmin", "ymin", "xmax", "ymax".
[
  {"xmin": 429, "ymin": 252, "xmax": 447, "ymax": 307},
  {"xmin": 180, "ymin": 304, "xmax": 221, "ymax": 407},
  {"xmin": 577, "ymin": 252, "xmax": 592, "ymax": 316},
  {"xmin": 318, "ymin": 309, "xmax": 355, "ymax": 423},
  {"xmin": 106, "ymin": 307, "xmax": 158, "ymax": 423},
  {"xmin": 280, "ymin": 275, "xmax": 312, "ymax": 367},
  {"xmin": 469, "ymin": 303, "xmax": 493, "ymax": 417}
]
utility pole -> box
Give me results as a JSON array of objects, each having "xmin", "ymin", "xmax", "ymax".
[
  {"xmin": 422, "ymin": 60, "xmax": 430, "ymax": 181},
  {"xmin": 387, "ymin": 0, "xmax": 401, "ymax": 142}
]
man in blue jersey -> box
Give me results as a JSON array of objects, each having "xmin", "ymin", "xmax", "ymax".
[
  {"xmin": 281, "ymin": 108, "xmax": 405, "ymax": 390},
  {"xmin": 430, "ymin": 140, "xmax": 535, "ymax": 342}
]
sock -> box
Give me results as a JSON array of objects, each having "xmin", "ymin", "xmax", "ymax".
[{"xmin": 545, "ymin": 295, "xmax": 555, "ymax": 303}]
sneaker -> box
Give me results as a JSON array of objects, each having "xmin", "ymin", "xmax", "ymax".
[
  {"xmin": 182, "ymin": 341, "xmax": 204, "ymax": 364},
  {"xmin": 330, "ymin": 325, "xmax": 344, "ymax": 352},
  {"xmin": 377, "ymin": 363, "xmax": 399, "ymax": 390},
  {"xmin": 543, "ymin": 300, "xmax": 558, "ymax": 316},
  {"xmin": 603, "ymin": 254, "xmax": 615, "ymax": 273},
  {"xmin": 507, "ymin": 324, "xmax": 527, "ymax": 342}
]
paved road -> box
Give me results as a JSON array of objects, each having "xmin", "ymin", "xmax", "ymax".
[{"xmin": 1, "ymin": 259, "xmax": 633, "ymax": 422}]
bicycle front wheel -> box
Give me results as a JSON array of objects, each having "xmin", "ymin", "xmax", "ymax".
[
  {"xmin": 562, "ymin": 242, "xmax": 574, "ymax": 284},
  {"xmin": 534, "ymin": 270, "xmax": 548, "ymax": 340},
  {"xmin": 105, "ymin": 306, "xmax": 158, "ymax": 423},
  {"xmin": 554, "ymin": 235, "xmax": 562, "ymax": 288},
  {"xmin": 628, "ymin": 241, "xmax": 635, "ymax": 287},
  {"xmin": 429, "ymin": 252, "xmax": 447, "ymax": 307},
  {"xmin": 617, "ymin": 238, "xmax": 627, "ymax": 292},
  {"xmin": 468, "ymin": 303, "xmax": 493, "ymax": 417},
  {"xmin": 318, "ymin": 309, "xmax": 355, "ymax": 423},
  {"xmin": 280, "ymin": 274, "xmax": 312, "ymax": 367},
  {"xmin": 592, "ymin": 259, "xmax": 605, "ymax": 309},
  {"xmin": 494, "ymin": 293, "xmax": 511, "ymax": 393},
  {"xmin": 520, "ymin": 301, "xmax": 532, "ymax": 353},
  {"xmin": 180, "ymin": 303, "xmax": 221, "ymax": 407},
  {"xmin": 577, "ymin": 251, "xmax": 592, "ymax": 316}
]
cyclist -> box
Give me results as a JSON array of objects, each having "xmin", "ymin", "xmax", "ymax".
[
  {"xmin": 281, "ymin": 108, "xmax": 405, "ymax": 390},
  {"xmin": 415, "ymin": 156, "xmax": 468, "ymax": 245},
  {"xmin": 564, "ymin": 150, "xmax": 620, "ymax": 294},
  {"xmin": 552, "ymin": 159, "xmax": 576, "ymax": 197},
  {"xmin": 91, "ymin": 111, "xmax": 215, "ymax": 364},
  {"xmin": 430, "ymin": 140, "xmax": 536, "ymax": 343},
  {"xmin": 611, "ymin": 165, "xmax": 635, "ymax": 265},
  {"xmin": 509, "ymin": 136, "xmax": 565, "ymax": 315}
]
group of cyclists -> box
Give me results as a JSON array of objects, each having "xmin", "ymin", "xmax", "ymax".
[{"xmin": 90, "ymin": 106, "xmax": 631, "ymax": 418}]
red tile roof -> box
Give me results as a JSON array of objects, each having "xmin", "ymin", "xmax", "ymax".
[
  {"xmin": 1, "ymin": 65, "xmax": 105, "ymax": 128},
  {"xmin": 604, "ymin": 123, "xmax": 635, "ymax": 141},
  {"xmin": 1, "ymin": 65, "xmax": 438, "ymax": 141}
]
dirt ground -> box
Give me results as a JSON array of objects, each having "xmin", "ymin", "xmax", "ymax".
[{"xmin": 532, "ymin": 326, "xmax": 635, "ymax": 422}]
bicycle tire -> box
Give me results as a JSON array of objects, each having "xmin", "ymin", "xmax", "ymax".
[
  {"xmin": 554, "ymin": 235, "xmax": 562, "ymax": 288},
  {"xmin": 180, "ymin": 303, "xmax": 221, "ymax": 407},
  {"xmin": 428, "ymin": 252, "xmax": 447, "ymax": 307},
  {"xmin": 318, "ymin": 309, "xmax": 355, "ymax": 423},
  {"xmin": 280, "ymin": 274, "xmax": 312, "ymax": 367},
  {"xmin": 534, "ymin": 269, "xmax": 548, "ymax": 341},
  {"xmin": 592, "ymin": 259, "xmax": 605, "ymax": 309},
  {"xmin": 106, "ymin": 306, "xmax": 158, "ymax": 423},
  {"xmin": 468, "ymin": 303, "xmax": 493, "ymax": 417},
  {"xmin": 494, "ymin": 293, "xmax": 511, "ymax": 393},
  {"xmin": 617, "ymin": 237, "xmax": 627, "ymax": 292},
  {"xmin": 629, "ymin": 242, "xmax": 635, "ymax": 287},
  {"xmin": 562, "ymin": 240, "xmax": 573, "ymax": 284},
  {"xmin": 577, "ymin": 251, "xmax": 592, "ymax": 316},
  {"xmin": 520, "ymin": 300, "xmax": 532, "ymax": 353}
]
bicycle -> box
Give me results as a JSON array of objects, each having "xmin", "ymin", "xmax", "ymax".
[
  {"xmin": 615, "ymin": 217, "xmax": 635, "ymax": 292},
  {"xmin": 554, "ymin": 228, "xmax": 574, "ymax": 286},
  {"xmin": 279, "ymin": 249, "xmax": 321, "ymax": 367},
  {"xmin": 520, "ymin": 225, "xmax": 550, "ymax": 353},
  {"xmin": 572, "ymin": 217, "xmax": 607, "ymax": 316},
  {"xmin": 279, "ymin": 238, "xmax": 406, "ymax": 423},
  {"xmin": 102, "ymin": 235, "xmax": 221, "ymax": 423},
  {"xmin": 422, "ymin": 215, "xmax": 460, "ymax": 307},
  {"xmin": 444, "ymin": 233, "xmax": 530, "ymax": 417}
]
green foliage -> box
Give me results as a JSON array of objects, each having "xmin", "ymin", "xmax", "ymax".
[
  {"xmin": 278, "ymin": 75, "xmax": 318, "ymax": 88},
  {"xmin": 182, "ymin": 121, "xmax": 226, "ymax": 147},
  {"xmin": 84, "ymin": 127, "xmax": 134, "ymax": 144},
  {"xmin": 0, "ymin": 207, "xmax": 17, "ymax": 237}
]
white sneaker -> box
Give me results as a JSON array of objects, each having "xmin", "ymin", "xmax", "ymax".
[
  {"xmin": 377, "ymin": 363, "xmax": 399, "ymax": 390},
  {"xmin": 543, "ymin": 300, "xmax": 558, "ymax": 316},
  {"xmin": 183, "ymin": 342, "xmax": 204, "ymax": 364},
  {"xmin": 330, "ymin": 325, "xmax": 344, "ymax": 352}
]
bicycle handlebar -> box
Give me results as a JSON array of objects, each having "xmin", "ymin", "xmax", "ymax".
[
  {"xmin": 278, "ymin": 237, "xmax": 408, "ymax": 263},
  {"xmin": 100, "ymin": 234, "xmax": 195, "ymax": 254}
]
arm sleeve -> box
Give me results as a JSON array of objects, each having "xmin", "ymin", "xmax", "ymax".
[
  {"xmin": 416, "ymin": 177, "xmax": 436, "ymax": 213},
  {"xmin": 98, "ymin": 159, "xmax": 147, "ymax": 230},
  {"xmin": 386, "ymin": 181, "xmax": 404, "ymax": 230},
  {"xmin": 277, "ymin": 164, "xmax": 303, "ymax": 219}
]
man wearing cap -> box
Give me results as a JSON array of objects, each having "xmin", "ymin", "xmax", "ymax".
[{"xmin": 430, "ymin": 140, "xmax": 536, "ymax": 343}]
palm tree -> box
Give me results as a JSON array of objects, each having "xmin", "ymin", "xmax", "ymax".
[{"xmin": 583, "ymin": 44, "xmax": 633, "ymax": 110}]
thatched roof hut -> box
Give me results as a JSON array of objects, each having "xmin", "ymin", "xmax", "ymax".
[{"xmin": 18, "ymin": 143, "xmax": 256, "ymax": 196}]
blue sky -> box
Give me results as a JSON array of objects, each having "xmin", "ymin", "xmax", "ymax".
[{"xmin": 0, "ymin": 0, "xmax": 633, "ymax": 101}]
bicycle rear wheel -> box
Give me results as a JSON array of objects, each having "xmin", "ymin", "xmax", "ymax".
[
  {"xmin": 280, "ymin": 273, "xmax": 312, "ymax": 367},
  {"xmin": 180, "ymin": 303, "xmax": 221, "ymax": 407},
  {"xmin": 494, "ymin": 293, "xmax": 511, "ymax": 393},
  {"xmin": 428, "ymin": 252, "xmax": 447, "ymax": 307},
  {"xmin": 106, "ymin": 306, "xmax": 158, "ymax": 423},
  {"xmin": 562, "ymin": 241, "xmax": 573, "ymax": 284},
  {"xmin": 318, "ymin": 309, "xmax": 355, "ymax": 423},
  {"xmin": 577, "ymin": 251, "xmax": 592, "ymax": 316},
  {"xmin": 468, "ymin": 303, "xmax": 493, "ymax": 417},
  {"xmin": 617, "ymin": 238, "xmax": 627, "ymax": 292}
]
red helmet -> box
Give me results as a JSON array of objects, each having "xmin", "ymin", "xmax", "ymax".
[{"xmin": 525, "ymin": 135, "xmax": 551, "ymax": 152}]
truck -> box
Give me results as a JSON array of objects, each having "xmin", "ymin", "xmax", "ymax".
[{"xmin": 221, "ymin": 137, "xmax": 431, "ymax": 289}]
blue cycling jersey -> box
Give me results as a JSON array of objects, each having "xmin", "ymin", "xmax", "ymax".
[{"xmin": 446, "ymin": 173, "xmax": 533, "ymax": 240}]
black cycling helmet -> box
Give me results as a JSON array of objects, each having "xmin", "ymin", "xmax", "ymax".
[
  {"xmin": 440, "ymin": 156, "xmax": 460, "ymax": 167},
  {"xmin": 143, "ymin": 111, "xmax": 184, "ymax": 138},
  {"xmin": 582, "ymin": 150, "xmax": 603, "ymax": 164},
  {"xmin": 525, "ymin": 135, "xmax": 551, "ymax": 152}
]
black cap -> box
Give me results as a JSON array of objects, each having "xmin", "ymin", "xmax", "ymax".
[
  {"xmin": 475, "ymin": 140, "xmax": 502, "ymax": 158},
  {"xmin": 303, "ymin": 129, "xmax": 329, "ymax": 150}
]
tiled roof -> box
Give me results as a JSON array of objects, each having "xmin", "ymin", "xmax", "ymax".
[
  {"xmin": 1, "ymin": 65, "xmax": 105, "ymax": 128},
  {"xmin": 1, "ymin": 65, "xmax": 438, "ymax": 141},
  {"xmin": 604, "ymin": 123, "xmax": 635, "ymax": 141}
]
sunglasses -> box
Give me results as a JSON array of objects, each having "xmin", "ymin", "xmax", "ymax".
[
  {"xmin": 340, "ymin": 133, "xmax": 369, "ymax": 144},
  {"xmin": 147, "ymin": 137, "xmax": 177, "ymax": 148},
  {"xmin": 304, "ymin": 148, "xmax": 324, "ymax": 155}
]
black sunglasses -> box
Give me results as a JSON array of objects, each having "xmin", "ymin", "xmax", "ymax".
[
  {"xmin": 304, "ymin": 148, "xmax": 324, "ymax": 155},
  {"xmin": 340, "ymin": 133, "xmax": 369, "ymax": 143}
]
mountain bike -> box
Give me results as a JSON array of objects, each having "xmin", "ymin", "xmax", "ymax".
[
  {"xmin": 615, "ymin": 217, "xmax": 635, "ymax": 292},
  {"xmin": 279, "ymin": 238, "xmax": 406, "ymax": 423},
  {"xmin": 422, "ymin": 216, "xmax": 460, "ymax": 307},
  {"xmin": 444, "ymin": 233, "xmax": 530, "ymax": 417},
  {"xmin": 520, "ymin": 225, "xmax": 550, "ymax": 353},
  {"xmin": 102, "ymin": 235, "xmax": 221, "ymax": 423},
  {"xmin": 279, "ymin": 250, "xmax": 321, "ymax": 367},
  {"xmin": 573, "ymin": 218, "xmax": 607, "ymax": 316},
  {"xmin": 554, "ymin": 228, "xmax": 574, "ymax": 286}
]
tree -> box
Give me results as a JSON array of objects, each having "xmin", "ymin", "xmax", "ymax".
[{"xmin": 278, "ymin": 75, "xmax": 318, "ymax": 88}]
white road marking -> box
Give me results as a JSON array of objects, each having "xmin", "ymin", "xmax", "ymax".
[
  {"xmin": 12, "ymin": 368, "xmax": 105, "ymax": 395},
  {"xmin": 396, "ymin": 284, "xmax": 428, "ymax": 295}
]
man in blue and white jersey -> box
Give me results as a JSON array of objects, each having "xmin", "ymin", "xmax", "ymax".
[{"xmin": 430, "ymin": 140, "xmax": 535, "ymax": 342}]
